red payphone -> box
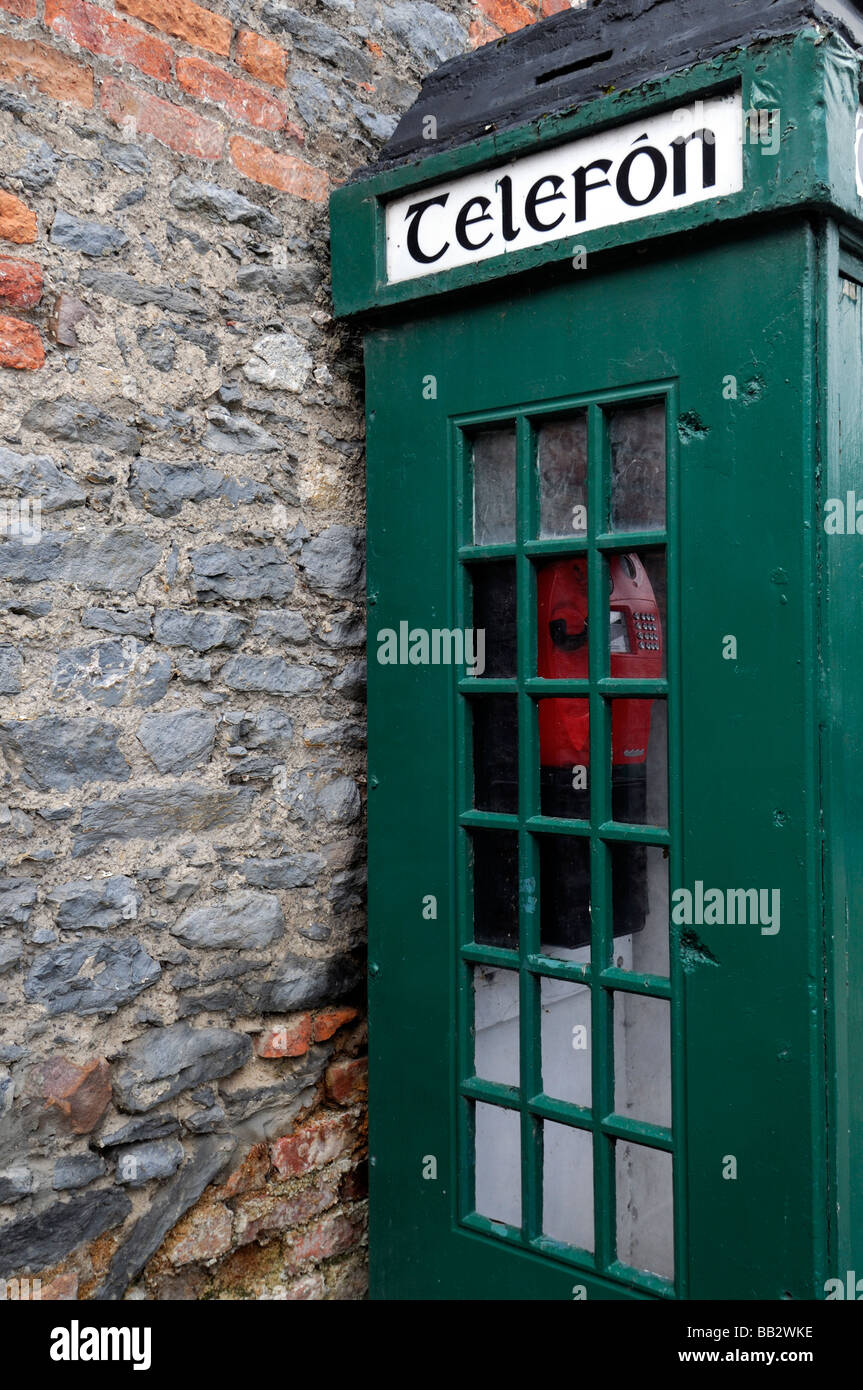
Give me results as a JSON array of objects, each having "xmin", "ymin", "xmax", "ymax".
[{"xmin": 537, "ymin": 553, "xmax": 663, "ymax": 947}]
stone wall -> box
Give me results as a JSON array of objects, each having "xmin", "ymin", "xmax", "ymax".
[{"xmin": 0, "ymin": 0, "xmax": 569, "ymax": 1302}]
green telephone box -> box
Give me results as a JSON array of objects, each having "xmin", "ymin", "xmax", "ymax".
[{"xmin": 330, "ymin": 0, "xmax": 863, "ymax": 1301}]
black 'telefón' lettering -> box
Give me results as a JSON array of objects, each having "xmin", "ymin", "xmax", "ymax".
[
  {"xmin": 671, "ymin": 129, "xmax": 717, "ymax": 197},
  {"xmin": 616, "ymin": 144, "xmax": 667, "ymax": 206},
  {"xmin": 404, "ymin": 194, "xmax": 451, "ymax": 264},
  {"xmin": 455, "ymin": 196, "xmax": 494, "ymax": 251},
  {"xmin": 496, "ymin": 175, "xmax": 521, "ymax": 243},
  {"xmin": 524, "ymin": 175, "xmax": 566, "ymax": 233},
  {"xmin": 573, "ymin": 159, "xmax": 612, "ymax": 222}
]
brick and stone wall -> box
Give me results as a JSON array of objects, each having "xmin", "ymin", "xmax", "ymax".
[{"xmin": 0, "ymin": 0, "xmax": 575, "ymax": 1302}]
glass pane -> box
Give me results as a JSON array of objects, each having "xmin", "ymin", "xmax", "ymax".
[
  {"xmin": 469, "ymin": 561, "xmax": 516, "ymax": 678},
  {"xmin": 611, "ymin": 843, "xmax": 670, "ymax": 976},
  {"xmin": 541, "ymin": 976, "xmax": 591, "ymax": 1107},
  {"xmin": 543, "ymin": 1121, "xmax": 594, "ymax": 1252},
  {"xmin": 613, "ymin": 992, "xmax": 671, "ymax": 1128},
  {"xmin": 611, "ymin": 699, "xmax": 667, "ymax": 828},
  {"xmin": 609, "ymin": 402, "xmax": 666, "ymax": 532},
  {"xmin": 539, "ymin": 833, "xmax": 591, "ymax": 958},
  {"xmin": 537, "ymin": 414, "xmax": 588, "ymax": 539},
  {"xmin": 472, "ymin": 829, "xmax": 518, "ymax": 949},
  {"xmin": 472, "ymin": 696, "xmax": 518, "ymax": 815},
  {"xmin": 539, "ymin": 698, "xmax": 589, "ymax": 818},
  {"xmin": 616, "ymin": 1142, "xmax": 674, "ymax": 1280},
  {"xmin": 475, "ymin": 1103, "xmax": 521, "ymax": 1228},
  {"xmin": 473, "ymin": 427, "xmax": 516, "ymax": 545},
  {"xmin": 474, "ymin": 966, "xmax": 520, "ymax": 1087},
  {"xmin": 537, "ymin": 555, "xmax": 589, "ymax": 680},
  {"xmin": 608, "ymin": 549, "xmax": 665, "ymax": 679}
]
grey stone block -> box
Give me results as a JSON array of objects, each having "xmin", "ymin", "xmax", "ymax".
[
  {"xmin": 72, "ymin": 785, "xmax": 257, "ymax": 855},
  {"xmin": 112, "ymin": 1024, "xmax": 252, "ymax": 1113},
  {"xmin": 52, "ymin": 1153, "xmax": 107, "ymax": 1190},
  {"xmin": 47, "ymin": 876, "xmax": 139, "ymax": 931},
  {"xmin": 24, "ymin": 938, "xmax": 161, "ymax": 1016},
  {"xmin": 169, "ymin": 177, "xmax": 281, "ymax": 236},
  {"xmin": 190, "ymin": 545, "xmax": 295, "ymax": 602},
  {"xmin": 53, "ymin": 640, "xmax": 171, "ymax": 708},
  {"xmin": 129, "ymin": 458, "xmax": 264, "ymax": 519},
  {"xmin": 0, "ymin": 716, "xmax": 130, "ymax": 791},
  {"xmin": 153, "ymin": 610, "xmax": 248, "ymax": 652},
  {"xmin": 241, "ymin": 853, "xmax": 324, "ymax": 890},
  {"xmin": 299, "ymin": 526, "xmax": 365, "ymax": 598},
  {"xmin": 0, "ymin": 445, "xmax": 85, "ymax": 511},
  {"xmin": 0, "ymin": 1188, "xmax": 131, "ymax": 1278},
  {"xmin": 220, "ymin": 656, "xmax": 321, "ymax": 695},
  {"xmin": 171, "ymin": 891, "xmax": 284, "ymax": 950},
  {"xmin": 51, "ymin": 209, "xmax": 128, "ymax": 257},
  {"xmin": 136, "ymin": 710, "xmax": 216, "ymax": 775},
  {"xmin": 115, "ymin": 1138, "xmax": 184, "ymax": 1187},
  {"xmin": 21, "ymin": 397, "xmax": 141, "ymax": 454}
]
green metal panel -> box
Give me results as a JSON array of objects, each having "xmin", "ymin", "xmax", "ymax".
[
  {"xmin": 363, "ymin": 220, "xmax": 827, "ymax": 1300},
  {"xmin": 822, "ymin": 228, "xmax": 863, "ymax": 1285}
]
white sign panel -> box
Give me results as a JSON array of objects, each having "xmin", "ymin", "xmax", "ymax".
[{"xmin": 386, "ymin": 91, "xmax": 744, "ymax": 285}]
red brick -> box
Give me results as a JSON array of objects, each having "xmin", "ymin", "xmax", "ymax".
[
  {"xmin": 236, "ymin": 29, "xmax": 287, "ymax": 88},
  {"xmin": 0, "ymin": 0, "xmax": 36, "ymax": 18},
  {"xmin": 0, "ymin": 256, "xmax": 42, "ymax": 309},
  {"xmin": 40, "ymin": 1273, "xmax": 79, "ymax": 1300},
  {"xmin": 115, "ymin": 0, "xmax": 231, "ymax": 56},
  {"xmin": 311, "ymin": 1007, "xmax": 358, "ymax": 1043},
  {"xmin": 0, "ymin": 315, "xmax": 43, "ymax": 369},
  {"xmin": 169, "ymin": 1203, "xmax": 232, "ymax": 1266},
  {"xmin": 45, "ymin": 0, "xmax": 172, "ymax": 82},
  {"xmin": 325, "ymin": 1055, "xmax": 367, "ymax": 1107},
  {"xmin": 230, "ymin": 135, "xmax": 325, "ymax": 202},
  {"xmin": 235, "ymin": 1178, "xmax": 337, "ymax": 1247},
  {"xmin": 101, "ymin": 77, "xmax": 223, "ymax": 160},
  {"xmin": 286, "ymin": 1211, "xmax": 363, "ymax": 1270},
  {"xmin": 218, "ymin": 1140, "xmax": 270, "ymax": 1199},
  {"xmin": 270, "ymin": 1111, "xmax": 361, "ymax": 1179},
  {"xmin": 0, "ymin": 35, "xmax": 94, "ymax": 107},
  {"xmin": 542, "ymin": 0, "xmax": 572, "ymax": 12},
  {"xmin": 255, "ymin": 1016, "xmax": 312, "ymax": 1059},
  {"xmin": 42, "ymin": 1057, "xmax": 110, "ymax": 1131},
  {"xmin": 0, "ymin": 191, "xmax": 37, "ymax": 245},
  {"xmin": 476, "ymin": 0, "xmax": 534, "ymax": 32},
  {"xmin": 176, "ymin": 55, "xmax": 293, "ymax": 134}
]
